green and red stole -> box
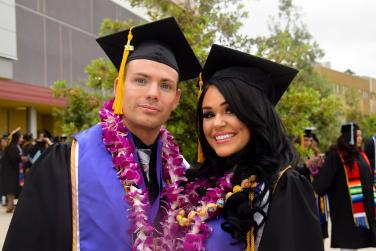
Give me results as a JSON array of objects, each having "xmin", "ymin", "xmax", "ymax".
[{"xmin": 340, "ymin": 150, "xmax": 375, "ymax": 229}]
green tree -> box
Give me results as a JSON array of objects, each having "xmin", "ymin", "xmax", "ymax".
[
  {"xmin": 51, "ymin": 80, "xmax": 101, "ymax": 134},
  {"xmin": 250, "ymin": 0, "xmax": 345, "ymax": 150},
  {"xmin": 360, "ymin": 114, "xmax": 376, "ymax": 140},
  {"xmin": 344, "ymin": 87, "xmax": 362, "ymax": 122}
]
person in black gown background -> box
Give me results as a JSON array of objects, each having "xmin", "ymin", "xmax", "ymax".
[
  {"xmin": 364, "ymin": 134, "xmax": 375, "ymax": 170},
  {"xmin": 313, "ymin": 123, "xmax": 376, "ymax": 250},
  {"xmin": 1, "ymin": 128, "xmax": 27, "ymax": 213}
]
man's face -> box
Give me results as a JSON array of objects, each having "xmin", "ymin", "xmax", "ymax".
[{"xmin": 119, "ymin": 59, "xmax": 180, "ymax": 133}]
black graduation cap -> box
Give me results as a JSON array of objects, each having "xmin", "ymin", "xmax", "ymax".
[
  {"xmin": 341, "ymin": 122, "xmax": 358, "ymax": 145},
  {"xmin": 201, "ymin": 44, "xmax": 298, "ymax": 105},
  {"xmin": 304, "ymin": 127, "xmax": 319, "ymax": 144},
  {"xmin": 96, "ymin": 17, "xmax": 201, "ymax": 82}
]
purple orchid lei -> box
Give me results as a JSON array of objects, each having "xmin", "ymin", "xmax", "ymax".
[{"xmin": 99, "ymin": 99, "xmax": 231, "ymax": 251}]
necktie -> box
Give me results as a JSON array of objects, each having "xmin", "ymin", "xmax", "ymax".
[{"xmin": 137, "ymin": 149, "xmax": 152, "ymax": 182}]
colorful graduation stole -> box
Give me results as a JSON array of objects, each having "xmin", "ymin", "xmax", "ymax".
[
  {"xmin": 18, "ymin": 162, "xmax": 24, "ymax": 187},
  {"xmin": 340, "ymin": 151, "xmax": 375, "ymax": 229}
]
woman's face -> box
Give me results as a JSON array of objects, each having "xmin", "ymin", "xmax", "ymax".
[
  {"xmin": 356, "ymin": 129, "xmax": 362, "ymax": 148},
  {"xmin": 202, "ymin": 85, "xmax": 251, "ymax": 158}
]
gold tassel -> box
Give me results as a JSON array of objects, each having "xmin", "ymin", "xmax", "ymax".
[
  {"xmin": 300, "ymin": 133, "xmax": 305, "ymax": 150},
  {"xmin": 113, "ymin": 27, "xmax": 134, "ymax": 115},
  {"xmin": 246, "ymin": 191, "xmax": 255, "ymax": 251},
  {"xmin": 197, "ymin": 73, "xmax": 205, "ymax": 163}
]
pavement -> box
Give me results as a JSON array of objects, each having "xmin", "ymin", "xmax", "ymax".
[
  {"xmin": 0, "ymin": 207, "xmax": 12, "ymax": 249},
  {"xmin": 1, "ymin": 209, "xmax": 376, "ymax": 250}
]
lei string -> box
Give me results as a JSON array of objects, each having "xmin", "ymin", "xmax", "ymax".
[{"xmin": 100, "ymin": 99, "xmax": 214, "ymax": 250}]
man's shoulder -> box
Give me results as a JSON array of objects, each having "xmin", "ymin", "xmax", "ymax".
[{"xmin": 74, "ymin": 124, "xmax": 102, "ymax": 142}]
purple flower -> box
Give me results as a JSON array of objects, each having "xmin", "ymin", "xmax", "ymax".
[{"xmin": 183, "ymin": 234, "xmax": 205, "ymax": 251}]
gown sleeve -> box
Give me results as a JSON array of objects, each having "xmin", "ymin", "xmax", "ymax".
[
  {"xmin": 2, "ymin": 143, "xmax": 72, "ymax": 251},
  {"xmin": 258, "ymin": 169, "xmax": 324, "ymax": 251},
  {"xmin": 312, "ymin": 150, "xmax": 340, "ymax": 195},
  {"xmin": 364, "ymin": 139, "xmax": 375, "ymax": 170}
]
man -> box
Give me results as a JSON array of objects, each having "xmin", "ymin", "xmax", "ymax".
[{"xmin": 3, "ymin": 17, "xmax": 201, "ymax": 251}]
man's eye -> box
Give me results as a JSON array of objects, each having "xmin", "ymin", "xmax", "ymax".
[
  {"xmin": 161, "ymin": 82, "xmax": 172, "ymax": 90},
  {"xmin": 203, "ymin": 111, "xmax": 214, "ymax": 119},
  {"xmin": 135, "ymin": 78, "xmax": 146, "ymax": 85}
]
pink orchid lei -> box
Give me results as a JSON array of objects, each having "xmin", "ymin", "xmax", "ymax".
[{"xmin": 99, "ymin": 99, "xmax": 229, "ymax": 251}]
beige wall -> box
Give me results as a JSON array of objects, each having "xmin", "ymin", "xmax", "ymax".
[
  {"xmin": 0, "ymin": 108, "xmax": 8, "ymax": 134},
  {"xmin": 8, "ymin": 108, "xmax": 26, "ymax": 134},
  {"xmin": 315, "ymin": 66, "xmax": 376, "ymax": 115},
  {"xmin": 0, "ymin": 107, "xmax": 57, "ymax": 138}
]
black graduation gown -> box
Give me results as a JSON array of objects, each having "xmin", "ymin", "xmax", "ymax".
[
  {"xmin": 1, "ymin": 144, "xmax": 22, "ymax": 195},
  {"xmin": 2, "ymin": 143, "xmax": 72, "ymax": 251},
  {"xmin": 313, "ymin": 149, "xmax": 376, "ymax": 249},
  {"xmin": 258, "ymin": 168, "xmax": 324, "ymax": 251},
  {"xmin": 3, "ymin": 140, "xmax": 161, "ymax": 251},
  {"xmin": 365, "ymin": 138, "xmax": 375, "ymax": 170}
]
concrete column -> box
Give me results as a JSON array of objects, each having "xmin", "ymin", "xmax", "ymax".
[{"xmin": 27, "ymin": 107, "xmax": 37, "ymax": 138}]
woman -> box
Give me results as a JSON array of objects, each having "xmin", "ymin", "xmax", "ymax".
[
  {"xmin": 183, "ymin": 45, "xmax": 323, "ymax": 251},
  {"xmin": 313, "ymin": 123, "xmax": 376, "ymax": 250},
  {"xmin": 1, "ymin": 128, "xmax": 25, "ymax": 212}
]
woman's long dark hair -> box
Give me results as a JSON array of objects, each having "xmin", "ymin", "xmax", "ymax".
[
  {"xmin": 329, "ymin": 124, "xmax": 360, "ymax": 168},
  {"xmin": 3, "ymin": 131, "xmax": 22, "ymax": 157},
  {"xmin": 187, "ymin": 77, "xmax": 297, "ymax": 244}
]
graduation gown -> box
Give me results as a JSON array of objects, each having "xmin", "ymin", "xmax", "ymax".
[
  {"xmin": 365, "ymin": 137, "xmax": 375, "ymax": 170},
  {"xmin": 1, "ymin": 143, "xmax": 22, "ymax": 195},
  {"xmin": 3, "ymin": 124, "xmax": 164, "ymax": 251},
  {"xmin": 205, "ymin": 168, "xmax": 324, "ymax": 251},
  {"xmin": 313, "ymin": 149, "xmax": 376, "ymax": 249}
]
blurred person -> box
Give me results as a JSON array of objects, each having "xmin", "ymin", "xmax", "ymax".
[
  {"xmin": 1, "ymin": 128, "xmax": 27, "ymax": 213},
  {"xmin": 0, "ymin": 133, "xmax": 9, "ymax": 206},
  {"xmin": 21, "ymin": 133, "xmax": 34, "ymax": 182},
  {"xmin": 364, "ymin": 134, "xmax": 375, "ymax": 170},
  {"xmin": 28, "ymin": 130, "xmax": 53, "ymax": 165},
  {"xmin": 3, "ymin": 17, "xmax": 202, "ymax": 251},
  {"xmin": 296, "ymin": 128, "xmax": 329, "ymax": 239},
  {"xmin": 313, "ymin": 123, "xmax": 376, "ymax": 250}
]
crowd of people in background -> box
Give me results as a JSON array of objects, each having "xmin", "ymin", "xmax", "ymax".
[{"xmin": 0, "ymin": 128, "xmax": 67, "ymax": 213}]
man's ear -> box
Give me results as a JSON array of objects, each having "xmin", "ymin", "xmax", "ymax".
[
  {"xmin": 113, "ymin": 77, "xmax": 119, "ymax": 97},
  {"xmin": 172, "ymin": 89, "xmax": 181, "ymax": 110}
]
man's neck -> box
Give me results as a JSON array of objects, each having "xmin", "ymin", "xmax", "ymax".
[{"xmin": 124, "ymin": 121, "xmax": 160, "ymax": 146}]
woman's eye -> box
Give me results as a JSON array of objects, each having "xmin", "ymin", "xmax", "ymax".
[
  {"xmin": 203, "ymin": 111, "xmax": 214, "ymax": 119},
  {"xmin": 225, "ymin": 107, "xmax": 233, "ymax": 114}
]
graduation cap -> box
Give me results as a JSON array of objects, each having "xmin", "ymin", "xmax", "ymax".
[
  {"xmin": 341, "ymin": 122, "xmax": 359, "ymax": 145},
  {"xmin": 8, "ymin": 127, "xmax": 21, "ymax": 143},
  {"xmin": 2, "ymin": 133, "xmax": 8, "ymax": 140},
  {"xmin": 304, "ymin": 127, "xmax": 319, "ymax": 144},
  {"xmin": 96, "ymin": 17, "xmax": 202, "ymax": 114},
  {"xmin": 200, "ymin": 44, "xmax": 298, "ymax": 105}
]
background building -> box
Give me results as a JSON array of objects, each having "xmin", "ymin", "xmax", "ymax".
[
  {"xmin": 0, "ymin": 0, "xmax": 145, "ymax": 138},
  {"xmin": 316, "ymin": 65, "xmax": 376, "ymax": 115}
]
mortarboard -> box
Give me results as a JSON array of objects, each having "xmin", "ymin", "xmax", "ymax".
[
  {"xmin": 341, "ymin": 122, "xmax": 358, "ymax": 145},
  {"xmin": 196, "ymin": 44, "xmax": 298, "ymax": 163},
  {"xmin": 96, "ymin": 17, "xmax": 202, "ymax": 114},
  {"xmin": 304, "ymin": 127, "xmax": 319, "ymax": 144},
  {"xmin": 199, "ymin": 44, "xmax": 298, "ymax": 105}
]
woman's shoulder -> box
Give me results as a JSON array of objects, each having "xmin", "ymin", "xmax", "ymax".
[{"xmin": 272, "ymin": 166, "xmax": 312, "ymax": 194}]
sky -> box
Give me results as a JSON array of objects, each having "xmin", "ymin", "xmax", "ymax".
[{"xmin": 241, "ymin": 0, "xmax": 376, "ymax": 78}]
